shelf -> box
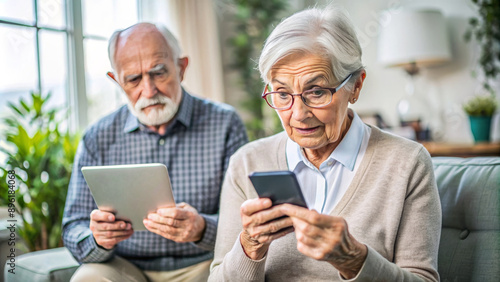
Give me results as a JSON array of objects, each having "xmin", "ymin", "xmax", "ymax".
[{"xmin": 421, "ymin": 142, "xmax": 500, "ymax": 157}]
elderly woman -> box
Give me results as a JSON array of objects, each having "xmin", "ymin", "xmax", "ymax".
[{"xmin": 209, "ymin": 7, "xmax": 441, "ymax": 282}]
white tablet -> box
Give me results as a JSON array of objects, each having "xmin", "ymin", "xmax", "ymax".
[{"xmin": 81, "ymin": 163, "xmax": 175, "ymax": 231}]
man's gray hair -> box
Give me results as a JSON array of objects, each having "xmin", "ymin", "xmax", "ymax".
[
  {"xmin": 258, "ymin": 7, "xmax": 364, "ymax": 89},
  {"xmin": 108, "ymin": 23, "xmax": 182, "ymax": 71}
]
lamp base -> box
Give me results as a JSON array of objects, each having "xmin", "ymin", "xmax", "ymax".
[
  {"xmin": 397, "ymin": 73, "xmax": 431, "ymax": 141},
  {"xmin": 400, "ymin": 119, "xmax": 431, "ymax": 141}
]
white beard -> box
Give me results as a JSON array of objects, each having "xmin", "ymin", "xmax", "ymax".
[{"xmin": 128, "ymin": 94, "xmax": 179, "ymax": 126}]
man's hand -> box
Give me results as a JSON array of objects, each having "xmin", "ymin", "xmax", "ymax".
[
  {"xmin": 240, "ymin": 198, "xmax": 294, "ymax": 260},
  {"xmin": 143, "ymin": 202, "xmax": 206, "ymax": 243},
  {"xmin": 89, "ymin": 209, "xmax": 134, "ymax": 250},
  {"xmin": 280, "ymin": 204, "xmax": 368, "ymax": 279}
]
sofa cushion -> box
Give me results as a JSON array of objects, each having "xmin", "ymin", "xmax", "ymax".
[
  {"xmin": 4, "ymin": 247, "xmax": 79, "ymax": 282},
  {"xmin": 433, "ymin": 157, "xmax": 500, "ymax": 282}
]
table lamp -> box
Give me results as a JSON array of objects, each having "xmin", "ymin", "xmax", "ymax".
[{"xmin": 378, "ymin": 9, "xmax": 451, "ymax": 140}]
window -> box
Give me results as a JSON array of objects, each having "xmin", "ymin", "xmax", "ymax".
[
  {"xmin": 0, "ymin": 0, "xmax": 142, "ymax": 131},
  {"xmin": 82, "ymin": 0, "xmax": 139, "ymax": 126},
  {"xmin": 0, "ymin": 0, "xmax": 68, "ymax": 117}
]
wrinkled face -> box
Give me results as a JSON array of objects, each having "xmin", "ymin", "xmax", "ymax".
[
  {"xmin": 269, "ymin": 53, "xmax": 353, "ymax": 150},
  {"xmin": 113, "ymin": 25, "xmax": 187, "ymax": 125}
]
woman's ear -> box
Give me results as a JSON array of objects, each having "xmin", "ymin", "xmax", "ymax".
[
  {"xmin": 351, "ymin": 70, "xmax": 366, "ymax": 103},
  {"xmin": 355, "ymin": 70, "xmax": 366, "ymax": 91}
]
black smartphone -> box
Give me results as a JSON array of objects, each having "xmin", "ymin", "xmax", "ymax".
[{"xmin": 248, "ymin": 171, "xmax": 308, "ymax": 208}]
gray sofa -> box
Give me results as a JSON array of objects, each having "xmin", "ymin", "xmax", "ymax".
[
  {"xmin": 433, "ymin": 157, "xmax": 500, "ymax": 281},
  {"xmin": 4, "ymin": 157, "xmax": 500, "ymax": 282}
]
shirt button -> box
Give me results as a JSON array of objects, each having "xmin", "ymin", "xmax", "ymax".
[
  {"xmin": 327, "ymin": 160, "xmax": 334, "ymax": 166},
  {"xmin": 159, "ymin": 139, "xmax": 165, "ymax": 145}
]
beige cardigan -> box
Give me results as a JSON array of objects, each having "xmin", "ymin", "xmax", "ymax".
[{"xmin": 209, "ymin": 126, "xmax": 441, "ymax": 282}]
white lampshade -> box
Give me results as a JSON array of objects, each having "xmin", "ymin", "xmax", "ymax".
[{"xmin": 378, "ymin": 9, "xmax": 452, "ymax": 68}]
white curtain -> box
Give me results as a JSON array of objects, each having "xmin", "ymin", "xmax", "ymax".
[{"xmin": 142, "ymin": 0, "xmax": 225, "ymax": 102}]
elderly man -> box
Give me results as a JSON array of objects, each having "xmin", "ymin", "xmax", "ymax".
[{"xmin": 62, "ymin": 22, "xmax": 247, "ymax": 282}]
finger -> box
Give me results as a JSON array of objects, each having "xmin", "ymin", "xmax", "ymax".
[
  {"xmin": 241, "ymin": 198, "xmax": 273, "ymax": 216},
  {"xmin": 280, "ymin": 204, "xmax": 329, "ymax": 226},
  {"xmin": 94, "ymin": 229, "xmax": 134, "ymax": 239},
  {"xmin": 292, "ymin": 220, "xmax": 347, "ymax": 261},
  {"xmin": 256, "ymin": 226, "xmax": 295, "ymax": 244},
  {"xmin": 143, "ymin": 220, "xmax": 183, "ymax": 241},
  {"xmin": 279, "ymin": 204, "xmax": 313, "ymax": 220},
  {"xmin": 295, "ymin": 215, "xmax": 348, "ymax": 242},
  {"xmin": 289, "ymin": 216, "xmax": 325, "ymax": 238},
  {"xmin": 96, "ymin": 221, "xmax": 132, "ymax": 231},
  {"xmin": 176, "ymin": 202, "xmax": 192, "ymax": 209},
  {"xmin": 293, "ymin": 226, "xmax": 334, "ymax": 257},
  {"xmin": 96, "ymin": 234, "xmax": 133, "ymax": 249},
  {"xmin": 258, "ymin": 205, "xmax": 289, "ymax": 223},
  {"xmin": 242, "ymin": 204, "xmax": 285, "ymax": 227},
  {"xmin": 296, "ymin": 240, "xmax": 331, "ymax": 261},
  {"xmin": 91, "ymin": 209, "xmax": 116, "ymax": 222},
  {"xmin": 92, "ymin": 221, "xmax": 132, "ymax": 232},
  {"xmin": 147, "ymin": 213, "xmax": 181, "ymax": 227},
  {"xmin": 250, "ymin": 215, "xmax": 293, "ymax": 238},
  {"xmin": 156, "ymin": 207, "xmax": 191, "ymax": 220},
  {"xmin": 175, "ymin": 203, "xmax": 199, "ymax": 215},
  {"xmin": 294, "ymin": 225, "xmax": 325, "ymax": 247},
  {"xmin": 145, "ymin": 226, "xmax": 176, "ymax": 241},
  {"xmin": 143, "ymin": 219, "xmax": 181, "ymax": 236}
]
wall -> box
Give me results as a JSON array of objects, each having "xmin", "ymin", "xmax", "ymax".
[
  {"xmin": 320, "ymin": 0, "xmax": 499, "ymax": 142},
  {"xmin": 218, "ymin": 0, "xmax": 499, "ymax": 143}
]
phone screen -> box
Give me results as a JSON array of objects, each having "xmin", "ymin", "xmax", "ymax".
[{"xmin": 249, "ymin": 171, "xmax": 308, "ymax": 208}]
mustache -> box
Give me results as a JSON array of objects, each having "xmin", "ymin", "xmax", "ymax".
[{"xmin": 135, "ymin": 95, "xmax": 172, "ymax": 111}]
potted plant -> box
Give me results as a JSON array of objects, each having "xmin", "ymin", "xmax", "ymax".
[
  {"xmin": 463, "ymin": 0, "xmax": 499, "ymax": 142},
  {"xmin": 0, "ymin": 93, "xmax": 79, "ymax": 251},
  {"xmin": 463, "ymin": 94, "xmax": 498, "ymax": 142}
]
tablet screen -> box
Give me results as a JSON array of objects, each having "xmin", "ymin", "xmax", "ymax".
[{"xmin": 81, "ymin": 163, "xmax": 175, "ymax": 231}]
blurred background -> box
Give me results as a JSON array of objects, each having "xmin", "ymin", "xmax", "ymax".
[
  {"xmin": 1, "ymin": 0, "xmax": 499, "ymax": 148},
  {"xmin": 0, "ymin": 0, "xmax": 499, "ymax": 272}
]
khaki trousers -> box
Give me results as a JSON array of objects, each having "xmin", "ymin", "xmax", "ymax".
[{"xmin": 70, "ymin": 256, "xmax": 211, "ymax": 282}]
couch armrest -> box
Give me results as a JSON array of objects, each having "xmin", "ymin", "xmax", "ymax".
[{"xmin": 4, "ymin": 247, "xmax": 79, "ymax": 282}]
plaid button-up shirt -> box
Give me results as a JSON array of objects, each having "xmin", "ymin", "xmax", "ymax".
[{"xmin": 62, "ymin": 91, "xmax": 248, "ymax": 271}]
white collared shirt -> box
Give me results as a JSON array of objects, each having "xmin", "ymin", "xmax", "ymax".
[{"xmin": 286, "ymin": 111, "xmax": 371, "ymax": 214}]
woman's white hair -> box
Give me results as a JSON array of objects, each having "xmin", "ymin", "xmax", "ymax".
[
  {"xmin": 258, "ymin": 7, "xmax": 364, "ymax": 90},
  {"xmin": 108, "ymin": 23, "xmax": 182, "ymax": 71}
]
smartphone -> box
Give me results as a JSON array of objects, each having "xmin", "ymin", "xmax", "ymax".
[{"xmin": 248, "ymin": 171, "xmax": 308, "ymax": 208}]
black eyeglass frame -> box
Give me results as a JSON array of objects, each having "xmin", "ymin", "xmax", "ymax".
[{"xmin": 261, "ymin": 73, "xmax": 353, "ymax": 110}]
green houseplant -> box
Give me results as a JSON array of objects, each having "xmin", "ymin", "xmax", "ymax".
[
  {"xmin": 0, "ymin": 93, "xmax": 79, "ymax": 251},
  {"xmin": 463, "ymin": 94, "xmax": 498, "ymax": 142},
  {"xmin": 464, "ymin": 0, "xmax": 500, "ymax": 95},
  {"xmin": 227, "ymin": 0, "xmax": 289, "ymax": 140},
  {"xmin": 463, "ymin": 0, "xmax": 499, "ymax": 142}
]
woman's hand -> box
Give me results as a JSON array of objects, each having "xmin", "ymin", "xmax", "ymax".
[
  {"xmin": 280, "ymin": 204, "xmax": 368, "ymax": 279},
  {"xmin": 240, "ymin": 198, "xmax": 294, "ymax": 260}
]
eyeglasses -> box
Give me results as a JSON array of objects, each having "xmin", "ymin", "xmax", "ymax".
[{"xmin": 262, "ymin": 73, "xmax": 353, "ymax": 110}]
